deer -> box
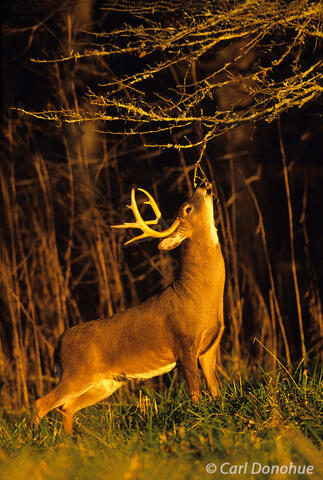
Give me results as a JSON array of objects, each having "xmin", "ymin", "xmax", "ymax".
[{"xmin": 34, "ymin": 182, "xmax": 225, "ymax": 435}]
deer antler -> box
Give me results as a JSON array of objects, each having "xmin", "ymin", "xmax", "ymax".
[{"xmin": 111, "ymin": 188, "xmax": 180, "ymax": 246}]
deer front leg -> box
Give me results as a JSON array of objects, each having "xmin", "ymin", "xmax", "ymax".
[
  {"xmin": 199, "ymin": 325, "xmax": 224, "ymax": 397},
  {"xmin": 180, "ymin": 354, "xmax": 201, "ymax": 402}
]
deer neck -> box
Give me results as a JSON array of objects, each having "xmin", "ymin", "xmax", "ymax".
[{"xmin": 177, "ymin": 228, "xmax": 221, "ymax": 293}]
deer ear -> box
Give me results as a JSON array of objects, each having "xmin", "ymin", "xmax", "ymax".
[{"xmin": 158, "ymin": 230, "xmax": 187, "ymax": 250}]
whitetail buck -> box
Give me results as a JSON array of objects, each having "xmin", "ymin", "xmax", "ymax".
[{"xmin": 35, "ymin": 183, "xmax": 225, "ymax": 434}]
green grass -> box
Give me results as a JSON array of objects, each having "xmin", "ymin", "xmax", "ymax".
[{"xmin": 0, "ymin": 365, "xmax": 322, "ymax": 480}]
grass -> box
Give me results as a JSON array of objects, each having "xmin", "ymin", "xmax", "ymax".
[{"xmin": 0, "ymin": 365, "xmax": 322, "ymax": 480}]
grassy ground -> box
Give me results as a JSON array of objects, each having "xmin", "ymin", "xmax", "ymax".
[{"xmin": 0, "ymin": 365, "xmax": 322, "ymax": 480}]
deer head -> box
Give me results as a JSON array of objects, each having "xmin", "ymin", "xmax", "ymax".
[{"xmin": 111, "ymin": 182, "xmax": 216, "ymax": 250}]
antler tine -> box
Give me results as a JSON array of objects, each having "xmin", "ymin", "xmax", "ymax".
[
  {"xmin": 137, "ymin": 188, "xmax": 161, "ymax": 224},
  {"xmin": 111, "ymin": 188, "xmax": 180, "ymax": 246}
]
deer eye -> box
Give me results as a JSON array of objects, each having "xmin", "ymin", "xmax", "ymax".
[{"xmin": 184, "ymin": 205, "xmax": 193, "ymax": 215}]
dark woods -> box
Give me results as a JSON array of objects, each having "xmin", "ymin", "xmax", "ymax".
[{"xmin": 1, "ymin": 0, "xmax": 322, "ymax": 408}]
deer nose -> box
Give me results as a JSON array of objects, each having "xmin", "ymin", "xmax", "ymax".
[
  {"xmin": 206, "ymin": 184, "xmax": 213, "ymax": 196},
  {"xmin": 201, "ymin": 183, "xmax": 213, "ymax": 196},
  {"xmin": 194, "ymin": 183, "xmax": 213, "ymax": 199}
]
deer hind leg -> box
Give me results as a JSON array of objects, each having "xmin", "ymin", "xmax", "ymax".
[
  {"xmin": 34, "ymin": 378, "xmax": 87, "ymax": 430},
  {"xmin": 60, "ymin": 379, "xmax": 122, "ymax": 435},
  {"xmin": 199, "ymin": 326, "xmax": 224, "ymax": 398}
]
